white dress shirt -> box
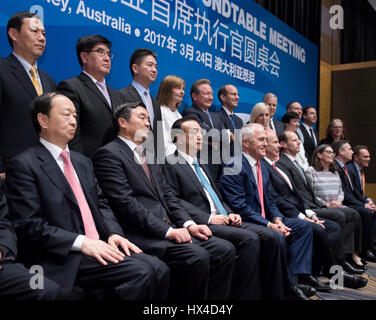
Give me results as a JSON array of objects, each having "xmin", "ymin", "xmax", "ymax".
[{"xmin": 161, "ymin": 105, "xmax": 182, "ymax": 156}]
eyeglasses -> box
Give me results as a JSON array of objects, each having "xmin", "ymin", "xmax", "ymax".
[
  {"xmin": 84, "ymin": 48, "xmax": 114, "ymax": 59},
  {"xmin": 323, "ymin": 150, "xmax": 334, "ymax": 155}
]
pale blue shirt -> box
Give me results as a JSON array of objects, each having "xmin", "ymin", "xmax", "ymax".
[{"xmin": 12, "ymin": 52, "xmax": 41, "ymax": 86}]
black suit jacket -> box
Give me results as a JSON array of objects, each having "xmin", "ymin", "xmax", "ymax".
[
  {"xmin": 300, "ymin": 124, "xmax": 318, "ymax": 164},
  {"xmin": 334, "ymin": 160, "xmax": 367, "ymax": 207},
  {"xmin": 276, "ymin": 153, "xmax": 322, "ymax": 209},
  {"xmin": 261, "ymin": 159, "xmax": 309, "ymax": 218},
  {"xmin": 216, "ymin": 107, "xmax": 243, "ymax": 131},
  {"xmin": 118, "ymin": 84, "xmax": 164, "ymax": 162},
  {"xmin": 93, "ymin": 137, "xmax": 194, "ymax": 257},
  {"xmin": 4, "ymin": 144, "xmax": 124, "ymax": 295},
  {"xmin": 346, "ymin": 160, "xmax": 368, "ymax": 201},
  {"xmin": 162, "ymin": 152, "xmax": 232, "ymax": 225},
  {"xmin": 0, "ymin": 185, "xmax": 17, "ymax": 259},
  {"xmin": 57, "ymin": 72, "xmax": 125, "ymax": 158},
  {"xmin": 182, "ymin": 104, "xmax": 225, "ymax": 132},
  {"xmin": 0, "ymin": 54, "xmax": 56, "ymax": 171}
]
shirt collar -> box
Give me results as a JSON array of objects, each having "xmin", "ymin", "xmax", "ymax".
[
  {"xmin": 302, "ymin": 122, "xmax": 313, "ymax": 131},
  {"xmin": 82, "ymin": 70, "xmax": 106, "ymax": 85},
  {"xmin": 243, "ymin": 152, "xmax": 257, "ymax": 167},
  {"xmin": 117, "ymin": 135, "xmax": 138, "ymax": 152},
  {"xmin": 335, "ymin": 158, "xmax": 345, "ymax": 169},
  {"xmin": 177, "ymin": 150, "xmax": 197, "ymax": 165},
  {"xmin": 39, "ymin": 138, "xmax": 69, "ymax": 161},
  {"xmin": 222, "ymin": 106, "xmax": 233, "ymax": 116},
  {"xmin": 283, "ymin": 152, "xmax": 297, "ymax": 162},
  {"xmin": 12, "ymin": 52, "xmax": 37, "ymax": 73},
  {"xmin": 263, "ymin": 157, "xmax": 274, "ymax": 165},
  {"xmin": 132, "ymin": 80, "xmax": 149, "ymax": 96},
  {"xmin": 354, "ymin": 161, "xmax": 362, "ymax": 172}
]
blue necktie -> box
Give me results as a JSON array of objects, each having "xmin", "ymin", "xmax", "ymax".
[
  {"xmin": 192, "ymin": 161, "xmax": 228, "ymax": 217},
  {"xmin": 206, "ymin": 111, "xmax": 214, "ymax": 128},
  {"xmin": 229, "ymin": 114, "xmax": 236, "ymax": 129}
]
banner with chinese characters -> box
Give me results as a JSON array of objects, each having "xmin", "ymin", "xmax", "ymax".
[{"xmin": 0, "ymin": 0, "xmax": 318, "ymax": 120}]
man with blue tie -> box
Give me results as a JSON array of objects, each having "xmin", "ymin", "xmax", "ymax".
[
  {"xmin": 216, "ymin": 85, "xmax": 244, "ymax": 131},
  {"xmin": 220, "ymin": 123, "xmax": 317, "ymax": 300},
  {"xmin": 163, "ymin": 117, "xmax": 285, "ymax": 300}
]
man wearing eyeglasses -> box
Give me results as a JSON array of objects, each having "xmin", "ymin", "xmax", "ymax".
[{"xmin": 57, "ymin": 34, "xmax": 125, "ymax": 158}]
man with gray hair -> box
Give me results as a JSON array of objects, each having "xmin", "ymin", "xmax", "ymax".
[
  {"xmin": 220, "ymin": 123, "xmax": 318, "ymax": 300},
  {"xmin": 263, "ymin": 93, "xmax": 284, "ymax": 136}
]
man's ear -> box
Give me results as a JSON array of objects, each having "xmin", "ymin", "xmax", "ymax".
[{"xmin": 37, "ymin": 113, "xmax": 48, "ymax": 130}]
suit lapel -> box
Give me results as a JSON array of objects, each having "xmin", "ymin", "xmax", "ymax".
[
  {"xmin": 8, "ymin": 54, "xmax": 38, "ymax": 99},
  {"xmin": 37, "ymin": 145, "xmax": 79, "ymax": 207},
  {"xmin": 243, "ymin": 155, "xmax": 261, "ymax": 207},
  {"xmin": 79, "ymin": 72, "xmax": 112, "ymax": 112},
  {"xmin": 115, "ymin": 138, "xmax": 159, "ymax": 197}
]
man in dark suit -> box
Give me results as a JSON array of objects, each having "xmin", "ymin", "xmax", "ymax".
[
  {"xmin": 93, "ymin": 102, "xmax": 235, "ymax": 300},
  {"xmin": 118, "ymin": 48, "xmax": 164, "ymax": 163},
  {"xmin": 262, "ymin": 93, "xmax": 284, "ymax": 136},
  {"xmin": 182, "ymin": 79, "xmax": 226, "ymax": 182},
  {"xmin": 220, "ymin": 123, "xmax": 318, "ymax": 300},
  {"xmin": 57, "ymin": 35, "xmax": 125, "ymax": 159},
  {"xmin": 0, "ymin": 11, "xmax": 56, "ymax": 178},
  {"xmin": 263, "ymin": 129, "xmax": 366, "ymax": 289},
  {"xmin": 0, "ymin": 182, "xmax": 61, "ymax": 299},
  {"xmin": 333, "ymin": 140, "xmax": 376, "ymax": 262},
  {"xmin": 162, "ymin": 117, "xmax": 285, "ymax": 300},
  {"xmin": 276, "ymin": 131, "xmax": 364, "ymax": 275},
  {"xmin": 300, "ymin": 106, "xmax": 319, "ymax": 164},
  {"xmin": 5, "ymin": 93, "xmax": 169, "ymax": 299}
]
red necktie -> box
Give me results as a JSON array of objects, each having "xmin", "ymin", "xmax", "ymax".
[
  {"xmin": 344, "ymin": 165, "xmax": 353, "ymax": 190},
  {"xmin": 256, "ymin": 161, "xmax": 266, "ymax": 218},
  {"xmin": 60, "ymin": 151, "xmax": 99, "ymax": 240}
]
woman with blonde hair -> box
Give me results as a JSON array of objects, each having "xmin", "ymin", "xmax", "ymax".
[
  {"xmin": 249, "ymin": 102, "xmax": 270, "ymax": 128},
  {"xmin": 156, "ymin": 75, "xmax": 185, "ymax": 155}
]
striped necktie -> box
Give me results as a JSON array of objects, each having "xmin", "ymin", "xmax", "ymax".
[{"xmin": 30, "ymin": 66, "xmax": 43, "ymax": 96}]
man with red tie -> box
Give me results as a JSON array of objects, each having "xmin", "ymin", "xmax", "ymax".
[
  {"xmin": 220, "ymin": 123, "xmax": 317, "ymax": 300},
  {"xmin": 333, "ymin": 140, "xmax": 376, "ymax": 263},
  {"xmin": 4, "ymin": 92, "xmax": 169, "ymax": 299}
]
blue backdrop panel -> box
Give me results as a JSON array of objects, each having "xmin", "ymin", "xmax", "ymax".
[{"xmin": 0, "ymin": 0, "xmax": 318, "ymax": 120}]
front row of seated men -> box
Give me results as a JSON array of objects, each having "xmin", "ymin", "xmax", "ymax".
[{"xmin": 1, "ymin": 94, "xmax": 367, "ymax": 300}]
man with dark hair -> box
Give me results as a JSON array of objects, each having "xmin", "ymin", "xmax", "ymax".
[
  {"xmin": 334, "ymin": 141, "xmax": 376, "ymax": 262},
  {"xmin": 93, "ymin": 103, "xmax": 235, "ymax": 300},
  {"xmin": 286, "ymin": 101, "xmax": 304, "ymax": 144},
  {"xmin": 0, "ymin": 11, "xmax": 56, "ymax": 179},
  {"xmin": 277, "ymin": 131, "xmax": 366, "ymax": 276},
  {"xmin": 282, "ymin": 112, "xmax": 309, "ymax": 170},
  {"xmin": 57, "ymin": 34, "xmax": 124, "ymax": 158},
  {"xmin": 0, "ymin": 182, "xmax": 61, "ymax": 299},
  {"xmin": 182, "ymin": 79, "xmax": 226, "ymax": 181},
  {"xmin": 263, "ymin": 93, "xmax": 284, "ymax": 136},
  {"xmin": 5, "ymin": 93, "xmax": 169, "ymax": 299},
  {"xmin": 163, "ymin": 117, "xmax": 285, "ymax": 300},
  {"xmin": 118, "ymin": 48, "xmax": 164, "ymax": 162},
  {"xmin": 300, "ymin": 106, "xmax": 318, "ymax": 164},
  {"xmin": 216, "ymin": 85, "xmax": 243, "ymax": 131}
]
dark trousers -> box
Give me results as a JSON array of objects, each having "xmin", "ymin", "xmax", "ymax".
[
  {"xmin": 160, "ymin": 236, "xmax": 235, "ymax": 300},
  {"xmin": 242, "ymin": 222, "xmax": 285, "ymax": 300},
  {"xmin": 348, "ymin": 205, "xmax": 376, "ymax": 252},
  {"xmin": 210, "ymin": 224, "xmax": 261, "ymax": 300},
  {"xmin": 275, "ymin": 218, "xmax": 313, "ymax": 285},
  {"xmin": 0, "ymin": 261, "xmax": 61, "ymax": 300},
  {"xmin": 76, "ymin": 252, "xmax": 169, "ymax": 300},
  {"xmin": 310, "ymin": 219, "xmax": 340, "ymax": 275},
  {"xmin": 313, "ymin": 207, "xmax": 362, "ymax": 259}
]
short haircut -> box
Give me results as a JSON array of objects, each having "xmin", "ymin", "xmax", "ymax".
[
  {"xmin": 353, "ymin": 145, "xmax": 369, "ymax": 158},
  {"xmin": 302, "ymin": 106, "xmax": 316, "ymax": 116},
  {"xmin": 170, "ymin": 116, "xmax": 198, "ymax": 143},
  {"xmin": 217, "ymin": 85, "xmax": 228, "ymax": 103},
  {"xmin": 7, "ymin": 11, "xmax": 39, "ymax": 48},
  {"xmin": 156, "ymin": 75, "xmax": 185, "ymax": 107},
  {"xmin": 262, "ymin": 92, "xmax": 277, "ymax": 102},
  {"xmin": 286, "ymin": 101, "xmax": 299, "ymax": 112},
  {"xmin": 241, "ymin": 123, "xmax": 264, "ymax": 141},
  {"xmin": 76, "ymin": 34, "xmax": 112, "ymax": 67},
  {"xmin": 113, "ymin": 101, "xmax": 146, "ymax": 133},
  {"xmin": 190, "ymin": 79, "xmax": 211, "ymax": 97},
  {"xmin": 249, "ymin": 102, "xmax": 269, "ymax": 123},
  {"xmin": 332, "ymin": 140, "xmax": 350, "ymax": 156},
  {"xmin": 281, "ymin": 112, "xmax": 299, "ymax": 124},
  {"xmin": 129, "ymin": 48, "xmax": 157, "ymax": 78},
  {"xmin": 31, "ymin": 92, "xmax": 62, "ymax": 133},
  {"xmin": 278, "ymin": 131, "xmax": 289, "ymax": 148},
  {"xmin": 311, "ymin": 144, "xmax": 336, "ymax": 173}
]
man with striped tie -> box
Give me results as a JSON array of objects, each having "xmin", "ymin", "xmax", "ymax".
[{"xmin": 0, "ymin": 11, "xmax": 56, "ymax": 179}]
